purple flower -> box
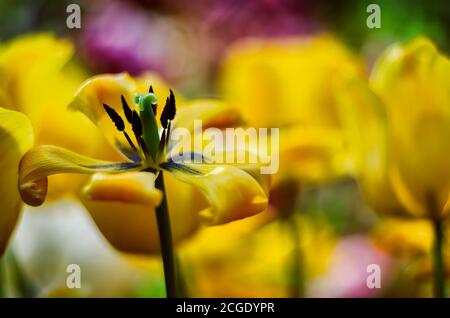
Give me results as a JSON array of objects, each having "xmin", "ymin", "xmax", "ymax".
[{"xmin": 80, "ymin": 1, "xmax": 186, "ymax": 77}]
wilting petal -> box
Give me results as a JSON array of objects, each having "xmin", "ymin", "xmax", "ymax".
[
  {"xmin": 370, "ymin": 37, "xmax": 450, "ymax": 217},
  {"xmin": 0, "ymin": 33, "xmax": 73, "ymax": 128},
  {"xmin": 19, "ymin": 145, "xmax": 142, "ymax": 207},
  {"xmin": 68, "ymin": 72, "xmax": 173, "ymax": 160},
  {"xmin": 0, "ymin": 108, "xmax": 34, "ymax": 255},
  {"xmin": 164, "ymin": 164, "xmax": 268, "ymax": 225},
  {"xmin": 81, "ymin": 172, "xmax": 199, "ymax": 254}
]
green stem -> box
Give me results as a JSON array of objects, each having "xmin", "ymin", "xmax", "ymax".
[
  {"xmin": 433, "ymin": 218, "xmax": 446, "ymax": 298},
  {"xmin": 155, "ymin": 172, "xmax": 177, "ymax": 298},
  {"xmin": 287, "ymin": 218, "xmax": 305, "ymax": 298}
]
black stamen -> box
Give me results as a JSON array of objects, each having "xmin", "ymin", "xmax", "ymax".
[
  {"xmin": 152, "ymin": 103, "xmax": 157, "ymax": 115},
  {"xmin": 160, "ymin": 89, "xmax": 176, "ymax": 129},
  {"xmin": 149, "ymin": 85, "xmax": 154, "ymax": 93},
  {"xmin": 160, "ymin": 97, "xmax": 170, "ymax": 129},
  {"xmin": 168, "ymin": 89, "xmax": 176, "ymax": 120},
  {"xmin": 131, "ymin": 110, "xmax": 143, "ymax": 136},
  {"xmin": 123, "ymin": 131, "xmax": 138, "ymax": 152},
  {"xmin": 103, "ymin": 103, "xmax": 125, "ymax": 131},
  {"xmin": 121, "ymin": 95, "xmax": 133, "ymax": 123}
]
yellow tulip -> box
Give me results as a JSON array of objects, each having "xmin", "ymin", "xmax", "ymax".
[
  {"xmin": 219, "ymin": 34, "xmax": 366, "ymax": 185},
  {"xmin": 337, "ymin": 37, "xmax": 450, "ymax": 219},
  {"xmin": 14, "ymin": 73, "xmax": 268, "ymax": 255},
  {"xmin": 336, "ymin": 37, "xmax": 450, "ymax": 297}
]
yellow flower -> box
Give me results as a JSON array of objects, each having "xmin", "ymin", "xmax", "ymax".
[
  {"xmin": 15, "ymin": 73, "xmax": 269, "ymax": 255},
  {"xmin": 337, "ymin": 37, "xmax": 450, "ymax": 219},
  {"xmin": 336, "ymin": 37, "xmax": 450, "ymax": 297},
  {"xmin": 219, "ymin": 34, "xmax": 366, "ymax": 185}
]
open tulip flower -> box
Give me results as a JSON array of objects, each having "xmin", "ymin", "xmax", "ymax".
[
  {"xmin": 17, "ymin": 73, "xmax": 268, "ymax": 225},
  {"xmin": 336, "ymin": 37, "xmax": 450, "ymax": 297}
]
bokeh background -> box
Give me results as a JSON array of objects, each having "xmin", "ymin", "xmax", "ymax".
[{"xmin": 0, "ymin": 0, "xmax": 449, "ymax": 297}]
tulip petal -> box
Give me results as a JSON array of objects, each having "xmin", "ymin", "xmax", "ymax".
[
  {"xmin": 277, "ymin": 125, "xmax": 348, "ymax": 185},
  {"xmin": 0, "ymin": 108, "xmax": 34, "ymax": 255},
  {"xmin": 80, "ymin": 172, "xmax": 199, "ymax": 254},
  {"xmin": 80, "ymin": 172, "xmax": 162, "ymax": 254},
  {"xmin": 68, "ymin": 72, "xmax": 172, "ymax": 160},
  {"xmin": 173, "ymin": 99, "xmax": 242, "ymax": 132},
  {"xmin": 370, "ymin": 37, "xmax": 450, "ymax": 217},
  {"xmin": 164, "ymin": 163, "xmax": 268, "ymax": 225},
  {"xmin": 335, "ymin": 76, "xmax": 410, "ymax": 216},
  {"xmin": 19, "ymin": 145, "xmax": 142, "ymax": 207},
  {"xmin": 0, "ymin": 33, "xmax": 74, "ymax": 127},
  {"xmin": 219, "ymin": 34, "xmax": 366, "ymax": 128}
]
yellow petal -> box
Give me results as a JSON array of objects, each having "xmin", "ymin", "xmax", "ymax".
[
  {"xmin": 219, "ymin": 34, "xmax": 366, "ymax": 128},
  {"xmin": 18, "ymin": 145, "xmax": 142, "ymax": 207},
  {"xmin": 277, "ymin": 125, "xmax": 349, "ymax": 185},
  {"xmin": 68, "ymin": 72, "xmax": 174, "ymax": 159},
  {"xmin": 370, "ymin": 37, "xmax": 450, "ymax": 217},
  {"xmin": 166, "ymin": 164, "xmax": 268, "ymax": 225},
  {"xmin": 0, "ymin": 108, "xmax": 34, "ymax": 255},
  {"xmin": 173, "ymin": 99, "xmax": 242, "ymax": 132},
  {"xmin": 0, "ymin": 33, "xmax": 73, "ymax": 127},
  {"xmin": 82, "ymin": 172, "xmax": 163, "ymax": 205},
  {"xmin": 335, "ymin": 76, "xmax": 412, "ymax": 216},
  {"xmin": 80, "ymin": 172, "xmax": 199, "ymax": 254}
]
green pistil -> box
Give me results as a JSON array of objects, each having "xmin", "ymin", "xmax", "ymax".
[{"xmin": 136, "ymin": 93, "xmax": 160, "ymax": 163}]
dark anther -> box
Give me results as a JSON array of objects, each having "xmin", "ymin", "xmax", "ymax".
[
  {"xmin": 121, "ymin": 95, "xmax": 133, "ymax": 123},
  {"xmin": 149, "ymin": 85, "xmax": 154, "ymax": 93},
  {"xmin": 103, "ymin": 103, "xmax": 125, "ymax": 131},
  {"xmin": 131, "ymin": 110, "xmax": 143, "ymax": 136},
  {"xmin": 160, "ymin": 97, "xmax": 170, "ymax": 129},
  {"xmin": 160, "ymin": 90, "xmax": 176, "ymax": 129},
  {"xmin": 152, "ymin": 103, "xmax": 157, "ymax": 116},
  {"xmin": 168, "ymin": 89, "xmax": 176, "ymax": 120}
]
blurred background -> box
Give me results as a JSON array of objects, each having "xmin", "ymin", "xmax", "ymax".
[{"xmin": 0, "ymin": 0, "xmax": 449, "ymax": 297}]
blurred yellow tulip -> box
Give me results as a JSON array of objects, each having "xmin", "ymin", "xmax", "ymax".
[
  {"xmin": 336, "ymin": 37, "xmax": 450, "ymax": 297},
  {"xmin": 220, "ymin": 34, "xmax": 366, "ymax": 185},
  {"xmin": 337, "ymin": 37, "xmax": 450, "ymax": 220}
]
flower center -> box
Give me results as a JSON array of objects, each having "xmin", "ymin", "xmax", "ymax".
[{"xmin": 102, "ymin": 85, "xmax": 176, "ymax": 165}]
